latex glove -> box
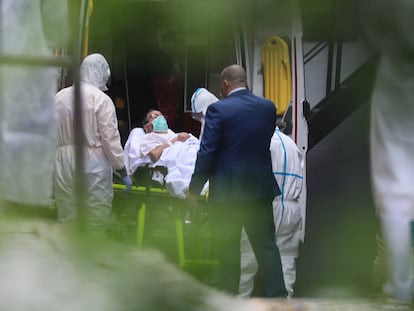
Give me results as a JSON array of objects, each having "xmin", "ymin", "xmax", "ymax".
[{"xmin": 121, "ymin": 176, "xmax": 132, "ymax": 191}]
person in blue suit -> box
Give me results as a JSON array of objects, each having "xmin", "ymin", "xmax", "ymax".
[{"xmin": 187, "ymin": 65, "xmax": 287, "ymax": 297}]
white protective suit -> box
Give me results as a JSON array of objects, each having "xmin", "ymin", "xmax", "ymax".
[
  {"xmin": 366, "ymin": 0, "xmax": 414, "ymax": 302},
  {"xmin": 240, "ymin": 128, "xmax": 305, "ymax": 298},
  {"xmin": 54, "ymin": 54, "xmax": 125, "ymax": 227},
  {"xmin": 191, "ymin": 88, "xmax": 219, "ymax": 139},
  {"xmin": 0, "ymin": 0, "xmax": 68, "ymax": 207}
]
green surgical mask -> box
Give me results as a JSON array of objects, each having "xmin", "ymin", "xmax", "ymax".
[{"xmin": 152, "ymin": 115, "xmax": 168, "ymax": 133}]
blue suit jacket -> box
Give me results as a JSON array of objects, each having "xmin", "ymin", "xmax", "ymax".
[{"xmin": 189, "ymin": 89, "xmax": 281, "ymax": 203}]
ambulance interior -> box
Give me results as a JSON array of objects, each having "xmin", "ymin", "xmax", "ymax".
[
  {"xmin": 85, "ymin": 1, "xmax": 239, "ymax": 143},
  {"xmin": 85, "ymin": 0, "xmax": 296, "ymax": 144}
]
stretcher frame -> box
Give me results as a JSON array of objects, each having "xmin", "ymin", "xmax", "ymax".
[{"xmin": 113, "ymin": 166, "xmax": 218, "ymax": 271}]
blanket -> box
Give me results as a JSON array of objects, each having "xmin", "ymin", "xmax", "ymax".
[{"xmin": 124, "ymin": 128, "xmax": 208, "ymax": 199}]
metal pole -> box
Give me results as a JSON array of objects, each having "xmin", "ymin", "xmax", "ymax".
[
  {"xmin": 73, "ymin": 0, "xmax": 89, "ymax": 231},
  {"xmin": 122, "ymin": 38, "xmax": 132, "ymax": 132}
]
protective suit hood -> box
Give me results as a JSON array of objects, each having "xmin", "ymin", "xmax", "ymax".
[
  {"xmin": 80, "ymin": 53, "xmax": 111, "ymax": 91},
  {"xmin": 191, "ymin": 88, "xmax": 218, "ymax": 116},
  {"xmin": 191, "ymin": 88, "xmax": 218, "ymax": 140}
]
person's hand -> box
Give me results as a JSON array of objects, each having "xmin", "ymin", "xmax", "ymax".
[
  {"xmin": 121, "ymin": 176, "xmax": 133, "ymax": 191},
  {"xmin": 143, "ymin": 122, "xmax": 153, "ymax": 133},
  {"xmin": 175, "ymin": 132, "xmax": 191, "ymax": 142}
]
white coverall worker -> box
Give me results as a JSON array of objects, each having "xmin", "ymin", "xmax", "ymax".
[
  {"xmin": 364, "ymin": 0, "xmax": 414, "ymax": 302},
  {"xmin": 54, "ymin": 53, "xmax": 131, "ymax": 228},
  {"xmin": 240, "ymin": 127, "xmax": 305, "ymax": 298},
  {"xmin": 0, "ymin": 0, "xmax": 69, "ymax": 207},
  {"xmin": 190, "ymin": 88, "xmax": 219, "ymax": 140}
]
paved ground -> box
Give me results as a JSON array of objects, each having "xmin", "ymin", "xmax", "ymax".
[
  {"xmin": 289, "ymin": 298, "xmax": 412, "ymax": 310},
  {"xmin": 251, "ymin": 298, "xmax": 413, "ymax": 311},
  {"xmin": 1, "ymin": 217, "xmax": 413, "ymax": 311}
]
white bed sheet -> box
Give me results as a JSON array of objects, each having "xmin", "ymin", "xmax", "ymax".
[{"xmin": 124, "ymin": 128, "xmax": 208, "ymax": 199}]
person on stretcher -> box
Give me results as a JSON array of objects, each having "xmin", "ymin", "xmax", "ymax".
[
  {"xmin": 123, "ymin": 109, "xmax": 204, "ymax": 199},
  {"xmin": 140, "ymin": 109, "xmax": 192, "ymax": 162}
]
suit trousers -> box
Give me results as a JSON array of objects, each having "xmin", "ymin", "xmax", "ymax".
[{"xmin": 210, "ymin": 198, "xmax": 287, "ymax": 297}]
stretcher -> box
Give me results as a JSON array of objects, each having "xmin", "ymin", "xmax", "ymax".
[
  {"xmin": 113, "ymin": 166, "xmax": 218, "ymax": 278},
  {"xmin": 261, "ymin": 35, "xmax": 292, "ymax": 116}
]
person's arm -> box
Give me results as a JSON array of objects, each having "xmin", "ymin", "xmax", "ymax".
[
  {"xmin": 148, "ymin": 142, "xmax": 172, "ymax": 162},
  {"xmin": 147, "ymin": 132, "xmax": 191, "ymax": 162},
  {"xmin": 96, "ymin": 95, "xmax": 125, "ymax": 170}
]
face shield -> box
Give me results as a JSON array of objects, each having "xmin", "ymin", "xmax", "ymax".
[
  {"xmin": 191, "ymin": 88, "xmax": 219, "ymax": 122},
  {"xmin": 105, "ymin": 68, "xmax": 111, "ymax": 89}
]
